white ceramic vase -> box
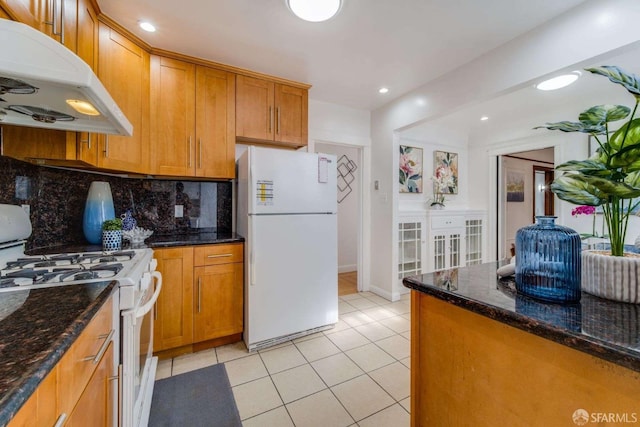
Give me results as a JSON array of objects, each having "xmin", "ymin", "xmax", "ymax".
[{"xmin": 581, "ymin": 250, "xmax": 640, "ymax": 304}]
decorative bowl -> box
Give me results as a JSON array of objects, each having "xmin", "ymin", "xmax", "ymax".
[{"xmin": 122, "ymin": 227, "xmax": 153, "ymax": 244}]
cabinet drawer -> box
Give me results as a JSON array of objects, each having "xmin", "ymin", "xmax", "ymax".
[
  {"xmin": 58, "ymin": 295, "xmax": 114, "ymax": 416},
  {"xmin": 194, "ymin": 243, "xmax": 243, "ymax": 266},
  {"xmin": 431, "ymin": 216, "xmax": 464, "ymax": 230}
]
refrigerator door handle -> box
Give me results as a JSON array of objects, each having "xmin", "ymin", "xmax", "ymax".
[{"xmin": 250, "ymin": 249, "xmax": 256, "ymax": 286}]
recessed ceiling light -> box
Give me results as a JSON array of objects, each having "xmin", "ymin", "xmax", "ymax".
[
  {"xmin": 139, "ymin": 21, "xmax": 156, "ymax": 32},
  {"xmin": 287, "ymin": 0, "xmax": 342, "ymax": 22},
  {"xmin": 378, "ymin": 87, "xmax": 389, "ymax": 94},
  {"xmin": 480, "ymin": 116, "xmax": 489, "ymax": 121},
  {"xmin": 535, "ymin": 71, "xmax": 581, "ymax": 91}
]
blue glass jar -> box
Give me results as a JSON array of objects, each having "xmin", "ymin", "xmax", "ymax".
[{"xmin": 515, "ymin": 216, "xmax": 581, "ymax": 303}]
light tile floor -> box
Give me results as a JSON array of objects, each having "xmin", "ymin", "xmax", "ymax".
[{"xmin": 155, "ymin": 291, "xmax": 411, "ymax": 427}]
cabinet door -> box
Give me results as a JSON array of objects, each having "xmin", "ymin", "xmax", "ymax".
[
  {"xmin": 1, "ymin": 125, "xmax": 78, "ymax": 162},
  {"xmin": 76, "ymin": 0, "xmax": 98, "ymax": 70},
  {"xmin": 154, "ymin": 247, "xmax": 194, "ymax": 352},
  {"xmin": 236, "ymin": 75, "xmax": 274, "ymax": 142},
  {"xmin": 97, "ymin": 23, "xmax": 150, "ymax": 173},
  {"xmin": 66, "ymin": 343, "xmax": 114, "ymax": 427},
  {"xmin": 274, "ymin": 83, "xmax": 308, "ymax": 146},
  {"xmin": 0, "ymin": 0, "xmax": 42, "ymax": 29},
  {"xmin": 150, "ymin": 56, "xmax": 196, "ymax": 176},
  {"xmin": 193, "ymin": 263, "xmax": 243, "ymax": 343},
  {"xmin": 7, "ymin": 366, "xmax": 58, "ymax": 427},
  {"xmin": 465, "ymin": 218, "xmax": 484, "ymax": 265},
  {"xmin": 195, "ymin": 66, "xmax": 235, "ymax": 179}
]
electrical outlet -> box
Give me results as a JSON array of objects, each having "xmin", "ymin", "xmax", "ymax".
[
  {"xmin": 21, "ymin": 204, "xmax": 30, "ymax": 215},
  {"xmin": 174, "ymin": 205, "xmax": 184, "ymax": 218}
]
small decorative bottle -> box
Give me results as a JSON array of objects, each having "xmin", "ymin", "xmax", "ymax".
[{"xmin": 515, "ymin": 216, "xmax": 581, "ymax": 303}]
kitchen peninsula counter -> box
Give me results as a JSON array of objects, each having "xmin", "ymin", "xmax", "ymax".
[
  {"xmin": 0, "ymin": 281, "xmax": 116, "ymax": 425},
  {"xmin": 403, "ymin": 262, "xmax": 640, "ymax": 426}
]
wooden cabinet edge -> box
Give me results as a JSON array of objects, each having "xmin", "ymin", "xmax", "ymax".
[{"xmin": 236, "ymin": 136, "xmax": 307, "ymax": 149}]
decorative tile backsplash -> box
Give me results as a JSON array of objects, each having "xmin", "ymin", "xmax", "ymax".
[{"xmin": 0, "ymin": 156, "xmax": 233, "ymax": 250}]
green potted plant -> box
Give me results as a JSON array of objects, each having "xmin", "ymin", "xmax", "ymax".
[
  {"xmin": 537, "ymin": 65, "xmax": 640, "ymax": 303},
  {"xmin": 102, "ymin": 218, "xmax": 123, "ymax": 251}
]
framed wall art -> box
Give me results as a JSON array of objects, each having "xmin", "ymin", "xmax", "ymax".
[
  {"xmin": 433, "ymin": 151, "xmax": 458, "ymax": 194},
  {"xmin": 399, "ymin": 145, "xmax": 423, "ymax": 193},
  {"xmin": 506, "ymin": 170, "xmax": 525, "ymax": 202}
]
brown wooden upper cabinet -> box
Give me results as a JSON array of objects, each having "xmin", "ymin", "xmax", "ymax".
[
  {"xmin": 150, "ymin": 56, "xmax": 236, "ymax": 179},
  {"xmin": 95, "ymin": 23, "xmax": 150, "ymax": 173},
  {"xmin": 0, "ymin": 0, "xmax": 77, "ymax": 51},
  {"xmin": 236, "ymin": 75, "xmax": 308, "ymax": 148}
]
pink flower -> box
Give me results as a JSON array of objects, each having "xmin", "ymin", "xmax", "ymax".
[{"xmin": 571, "ymin": 205, "xmax": 596, "ymax": 216}]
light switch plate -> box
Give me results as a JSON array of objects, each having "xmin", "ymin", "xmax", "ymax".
[{"xmin": 174, "ymin": 205, "xmax": 184, "ymax": 218}]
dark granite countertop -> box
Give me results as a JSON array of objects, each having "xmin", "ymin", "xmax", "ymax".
[
  {"xmin": 403, "ymin": 261, "xmax": 640, "ymax": 373},
  {"xmin": 26, "ymin": 229, "xmax": 244, "ymax": 254},
  {"xmin": 0, "ymin": 281, "xmax": 116, "ymax": 425},
  {"xmin": 145, "ymin": 229, "xmax": 244, "ymax": 248}
]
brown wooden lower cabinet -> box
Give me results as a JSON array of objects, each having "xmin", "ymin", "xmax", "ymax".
[
  {"xmin": 410, "ymin": 292, "xmax": 640, "ymax": 426},
  {"xmin": 153, "ymin": 243, "xmax": 244, "ymax": 355},
  {"xmin": 8, "ymin": 294, "xmax": 115, "ymax": 427}
]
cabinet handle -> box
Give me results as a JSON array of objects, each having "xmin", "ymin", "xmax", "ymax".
[
  {"xmin": 104, "ymin": 135, "xmax": 109, "ymax": 157},
  {"xmin": 54, "ymin": 413, "xmax": 67, "ymax": 427},
  {"xmin": 207, "ymin": 253, "xmax": 233, "ymax": 258},
  {"xmin": 81, "ymin": 329, "xmax": 114, "ymax": 364},
  {"xmin": 59, "ymin": 0, "xmax": 65, "ymax": 44},
  {"xmin": 80, "ymin": 133, "xmax": 91, "ymax": 149},
  {"xmin": 268, "ymin": 106, "xmax": 273, "ymax": 133},
  {"xmin": 198, "ymin": 138, "xmax": 202, "ymax": 169},
  {"xmin": 197, "ymin": 277, "xmax": 202, "ymax": 313},
  {"xmin": 188, "ymin": 136, "xmax": 192, "ymax": 168},
  {"xmin": 108, "ymin": 375, "xmax": 119, "ymax": 382},
  {"xmin": 276, "ymin": 107, "xmax": 280, "ymax": 135}
]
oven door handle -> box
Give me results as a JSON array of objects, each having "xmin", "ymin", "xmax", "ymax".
[{"xmin": 135, "ymin": 271, "xmax": 162, "ymax": 319}]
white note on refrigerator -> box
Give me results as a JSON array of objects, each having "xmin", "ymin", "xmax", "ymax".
[{"xmin": 318, "ymin": 156, "xmax": 329, "ymax": 183}]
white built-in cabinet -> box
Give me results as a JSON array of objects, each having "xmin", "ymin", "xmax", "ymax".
[
  {"xmin": 398, "ymin": 210, "xmax": 486, "ymax": 279},
  {"xmin": 398, "ymin": 214, "xmax": 427, "ymax": 280}
]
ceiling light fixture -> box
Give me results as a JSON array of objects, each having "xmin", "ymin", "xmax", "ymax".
[
  {"xmin": 139, "ymin": 21, "xmax": 156, "ymax": 32},
  {"xmin": 287, "ymin": 0, "xmax": 342, "ymax": 22},
  {"xmin": 480, "ymin": 116, "xmax": 489, "ymax": 121},
  {"xmin": 378, "ymin": 87, "xmax": 389, "ymax": 94},
  {"xmin": 535, "ymin": 71, "xmax": 581, "ymax": 91}
]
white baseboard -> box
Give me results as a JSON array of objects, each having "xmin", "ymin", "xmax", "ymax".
[
  {"xmin": 368, "ymin": 284, "xmax": 396, "ymax": 302},
  {"xmin": 338, "ymin": 264, "xmax": 357, "ymax": 273}
]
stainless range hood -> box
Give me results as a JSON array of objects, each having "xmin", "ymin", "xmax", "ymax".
[{"xmin": 0, "ymin": 19, "xmax": 133, "ymax": 136}]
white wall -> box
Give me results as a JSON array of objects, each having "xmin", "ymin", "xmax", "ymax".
[
  {"xmin": 308, "ymin": 100, "xmax": 372, "ymax": 289},
  {"xmin": 369, "ymin": 0, "xmax": 640, "ymax": 299},
  {"xmin": 315, "ymin": 143, "xmax": 360, "ymax": 273}
]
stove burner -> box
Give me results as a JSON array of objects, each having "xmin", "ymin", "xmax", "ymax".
[
  {"xmin": 7, "ymin": 105, "xmax": 75, "ymax": 123},
  {"xmin": 0, "ymin": 77, "xmax": 38, "ymax": 95},
  {"xmin": 0, "ymin": 278, "xmax": 17, "ymax": 288}
]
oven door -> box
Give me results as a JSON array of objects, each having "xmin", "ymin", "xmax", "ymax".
[{"xmin": 122, "ymin": 271, "xmax": 162, "ymax": 427}]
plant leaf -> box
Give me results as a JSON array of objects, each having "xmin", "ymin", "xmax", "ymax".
[
  {"xmin": 624, "ymin": 170, "xmax": 640, "ymax": 188},
  {"xmin": 534, "ymin": 121, "xmax": 605, "ymax": 133},
  {"xmin": 550, "ymin": 175, "xmax": 605, "ymax": 206},
  {"xmin": 586, "ymin": 66, "xmax": 640, "ymax": 99},
  {"xmin": 578, "ymin": 104, "xmax": 630, "ymax": 125},
  {"xmin": 555, "ymin": 159, "xmax": 611, "ymax": 177},
  {"xmin": 581, "ymin": 174, "xmax": 640, "ymax": 199}
]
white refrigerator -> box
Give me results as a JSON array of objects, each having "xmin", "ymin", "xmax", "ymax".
[{"xmin": 237, "ymin": 146, "xmax": 338, "ymax": 351}]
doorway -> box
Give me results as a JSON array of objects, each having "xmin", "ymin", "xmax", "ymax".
[
  {"xmin": 314, "ymin": 142, "xmax": 363, "ymax": 296},
  {"xmin": 499, "ymin": 148, "xmax": 555, "ymax": 259}
]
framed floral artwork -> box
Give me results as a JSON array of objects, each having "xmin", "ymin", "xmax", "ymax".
[
  {"xmin": 399, "ymin": 145, "xmax": 423, "ymax": 193},
  {"xmin": 433, "ymin": 151, "xmax": 458, "ymax": 194}
]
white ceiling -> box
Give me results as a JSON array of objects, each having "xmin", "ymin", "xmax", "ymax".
[
  {"xmin": 401, "ymin": 45, "xmax": 640, "ymax": 145},
  {"xmin": 99, "ymin": 0, "xmax": 587, "ymax": 111}
]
